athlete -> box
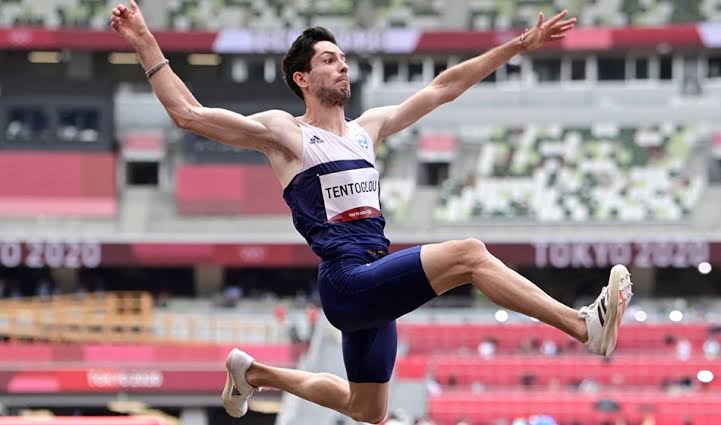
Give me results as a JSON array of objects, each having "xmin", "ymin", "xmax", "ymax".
[{"xmin": 111, "ymin": 2, "xmax": 633, "ymax": 423}]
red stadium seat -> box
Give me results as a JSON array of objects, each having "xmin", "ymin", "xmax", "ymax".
[
  {"xmin": 397, "ymin": 354, "xmax": 721, "ymax": 389},
  {"xmin": 397, "ymin": 323, "xmax": 710, "ymax": 354},
  {"xmin": 428, "ymin": 391, "xmax": 721, "ymax": 425},
  {"xmin": 0, "ymin": 342, "xmax": 293, "ymax": 366},
  {"xmin": 0, "ymin": 152, "xmax": 116, "ymax": 217},
  {"xmin": 176, "ymin": 164, "xmax": 289, "ymax": 215},
  {"xmin": 397, "ymin": 323, "xmax": 721, "ymax": 425}
]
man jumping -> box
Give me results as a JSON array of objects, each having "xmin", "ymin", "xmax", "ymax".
[{"xmin": 111, "ymin": 3, "xmax": 633, "ymax": 423}]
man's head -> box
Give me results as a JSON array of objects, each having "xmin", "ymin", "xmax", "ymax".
[{"xmin": 281, "ymin": 27, "xmax": 350, "ymax": 107}]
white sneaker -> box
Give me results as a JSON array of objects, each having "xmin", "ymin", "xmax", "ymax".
[
  {"xmin": 222, "ymin": 348, "xmax": 258, "ymax": 417},
  {"xmin": 579, "ymin": 264, "xmax": 633, "ymax": 356}
]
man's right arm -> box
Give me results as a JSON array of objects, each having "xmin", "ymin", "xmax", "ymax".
[{"xmin": 111, "ymin": 0, "xmax": 286, "ymax": 152}]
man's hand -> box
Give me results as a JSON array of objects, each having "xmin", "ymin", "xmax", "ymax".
[
  {"xmin": 521, "ymin": 9, "xmax": 576, "ymax": 52},
  {"xmin": 110, "ymin": 0, "xmax": 150, "ymax": 46}
]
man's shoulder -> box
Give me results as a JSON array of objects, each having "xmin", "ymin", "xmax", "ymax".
[
  {"xmin": 251, "ymin": 109, "xmax": 297, "ymax": 124},
  {"xmin": 247, "ymin": 110, "xmax": 303, "ymax": 158},
  {"xmin": 355, "ymin": 106, "xmax": 395, "ymax": 130},
  {"xmin": 250, "ymin": 109, "xmax": 301, "ymax": 141}
]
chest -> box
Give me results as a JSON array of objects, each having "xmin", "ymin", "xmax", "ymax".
[{"xmin": 303, "ymin": 128, "xmax": 375, "ymax": 168}]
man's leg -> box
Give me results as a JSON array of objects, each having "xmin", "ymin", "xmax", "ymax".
[
  {"xmin": 245, "ymin": 364, "xmax": 388, "ymax": 423},
  {"xmin": 421, "ymin": 238, "xmax": 590, "ymax": 342},
  {"xmin": 224, "ymin": 249, "xmax": 430, "ymax": 422},
  {"xmin": 224, "ymin": 323, "xmax": 396, "ymax": 423}
]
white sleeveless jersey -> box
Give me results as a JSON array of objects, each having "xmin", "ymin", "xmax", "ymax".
[{"xmin": 282, "ymin": 120, "xmax": 389, "ymax": 259}]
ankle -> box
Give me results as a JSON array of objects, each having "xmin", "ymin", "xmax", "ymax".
[
  {"xmin": 245, "ymin": 362, "xmax": 263, "ymax": 388},
  {"xmin": 577, "ymin": 317, "xmax": 589, "ymax": 344}
]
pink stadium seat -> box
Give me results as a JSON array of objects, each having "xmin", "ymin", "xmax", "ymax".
[
  {"xmin": 176, "ymin": 164, "xmax": 289, "ymax": 215},
  {"xmin": 84, "ymin": 345, "xmax": 156, "ymax": 363},
  {"xmin": 0, "ymin": 152, "xmax": 116, "ymax": 217},
  {"xmin": 0, "ymin": 343, "xmax": 293, "ymax": 366},
  {"xmin": 0, "ymin": 344, "xmax": 53, "ymax": 362},
  {"xmin": 428, "ymin": 391, "xmax": 721, "ymax": 425},
  {"xmin": 51, "ymin": 344, "xmax": 85, "ymax": 362},
  {"xmin": 397, "ymin": 323, "xmax": 710, "ymax": 354},
  {"xmin": 397, "ymin": 354, "xmax": 721, "ymax": 389},
  {"xmin": 397, "ymin": 323, "xmax": 721, "ymax": 425}
]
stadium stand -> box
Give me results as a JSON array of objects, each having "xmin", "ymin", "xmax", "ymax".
[
  {"xmin": 175, "ymin": 163, "xmax": 288, "ymax": 215},
  {"xmin": 0, "ymin": 151, "xmax": 117, "ymax": 218},
  {"xmin": 397, "ymin": 323, "xmax": 714, "ymax": 354},
  {"xmin": 435, "ymin": 123, "xmax": 706, "ymax": 222},
  {"xmin": 428, "ymin": 392, "xmax": 721, "ymax": 425},
  {"xmin": 164, "ymin": 0, "xmax": 721, "ymax": 30},
  {"xmin": 0, "ymin": 292, "xmax": 293, "ymax": 344},
  {"xmin": 0, "ymin": 341, "xmax": 293, "ymax": 366},
  {"xmin": 2, "ymin": 0, "xmax": 720, "ymax": 30},
  {"xmin": 396, "ymin": 322, "xmax": 721, "ymax": 425},
  {"xmin": 1, "ymin": 2, "xmax": 721, "ymax": 425},
  {"xmin": 0, "ymin": 292, "xmax": 154, "ymax": 342}
]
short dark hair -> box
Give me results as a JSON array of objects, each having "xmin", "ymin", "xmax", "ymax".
[{"xmin": 281, "ymin": 27, "xmax": 337, "ymax": 103}]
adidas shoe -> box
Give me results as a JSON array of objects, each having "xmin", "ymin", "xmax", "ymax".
[
  {"xmin": 222, "ymin": 348, "xmax": 258, "ymax": 417},
  {"xmin": 579, "ymin": 264, "xmax": 633, "ymax": 356}
]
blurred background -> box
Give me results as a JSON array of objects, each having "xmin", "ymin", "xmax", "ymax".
[{"xmin": 0, "ymin": 0, "xmax": 720, "ymax": 424}]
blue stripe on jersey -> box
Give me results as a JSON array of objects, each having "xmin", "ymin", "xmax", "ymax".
[{"xmin": 283, "ymin": 159, "xmax": 389, "ymax": 260}]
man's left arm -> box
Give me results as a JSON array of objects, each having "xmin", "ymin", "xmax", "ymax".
[{"xmin": 358, "ymin": 10, "xmax": 576, "ymax": 145}]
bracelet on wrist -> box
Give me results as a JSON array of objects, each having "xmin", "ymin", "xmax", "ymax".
[
  {"xmin": 520, "ymin": 28, "xmax": 529, "ymax": 49},
  {"xmin": 145, "ymin": 59, "xmax": 169, "ymax": 79}
]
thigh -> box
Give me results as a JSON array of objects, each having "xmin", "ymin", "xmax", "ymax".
[{"xmin": 338, "ymin": 246, "xmax": 438, "ymax": 329}]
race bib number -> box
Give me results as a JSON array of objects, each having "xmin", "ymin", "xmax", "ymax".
[{"xmin": 319, "ymin": 168, "xmax": 381, "ymax": 223}]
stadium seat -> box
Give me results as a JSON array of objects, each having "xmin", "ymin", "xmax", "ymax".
[
  {"xmin": 175, "ymin": 164, "xmax": 289, "ymax": 215},
  {"xmin": 0, "ymin": 152, "xmax": 117, "ymax": 218},
  {"xmin": 397, "ymin": 354, "xmax": 721, "ymax": 389},
  {"xmin": 436, "ymin": 124, "xmax": 705, "ymax": 222},
  {"xmin": 428, "ymin": 391, "xmax": 721, "ymax": 425},
  {"xmin": 397, "ymin": 323, "xmax": 711, "ymax": 355},
  {"xmin": 1, "ymin": 0, "xmax": 716, "ymax": 30}
]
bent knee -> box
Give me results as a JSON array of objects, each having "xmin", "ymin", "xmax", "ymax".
[
  {"xmin": 349, "ymin": 405, "xmax": 387, "ymax": 424},
  {"xmin": 455, "ymin": 238, "xmax": 491, "ymax": 269}
]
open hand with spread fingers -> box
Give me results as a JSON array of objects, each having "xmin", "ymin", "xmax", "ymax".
[
  {"xmin": 110, "ymin": 0, "xmax": 150, "ymax": 46},
  {"xmin": 520, "ymin": 9, "xmax": 576, "ymax": 52}
]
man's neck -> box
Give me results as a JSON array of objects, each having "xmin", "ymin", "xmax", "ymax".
[{"xmin": 301, "ymin": 100, "xmax": 347, "ymax": 136}]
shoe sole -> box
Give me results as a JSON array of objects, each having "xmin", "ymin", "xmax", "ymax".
[
  {"xmin": 221, "ymin": 371, "xmax": 237, "ymax": 416},
  {"xmin": 601, "ymin": 264, "xmax": 628, "ymax": 356},
  {"xmin": 222, "ymin": 348, "xmax": 244, "ymax": 418}
]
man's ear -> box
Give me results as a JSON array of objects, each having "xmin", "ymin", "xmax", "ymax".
[{"xmin": 293, "ymin": 71, "xmax": 309, "ymax": 90}]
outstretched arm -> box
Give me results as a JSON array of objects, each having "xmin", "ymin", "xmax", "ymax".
[
  {"xmin": 358, "ymin": 10, "xmax": 576, "ymax": 144},
  {"xmin": 110, "ymin": 0, "xmax": 281, "ymax": 151}
]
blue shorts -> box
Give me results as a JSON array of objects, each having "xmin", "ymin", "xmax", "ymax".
[{"xmin": 317, "ymin": 246, "xmax": 437, "ymax": 383}]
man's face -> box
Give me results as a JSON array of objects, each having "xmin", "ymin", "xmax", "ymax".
[{"xmin": 306, "ymin": 40, "xmax": 350, "ymax": 107}]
